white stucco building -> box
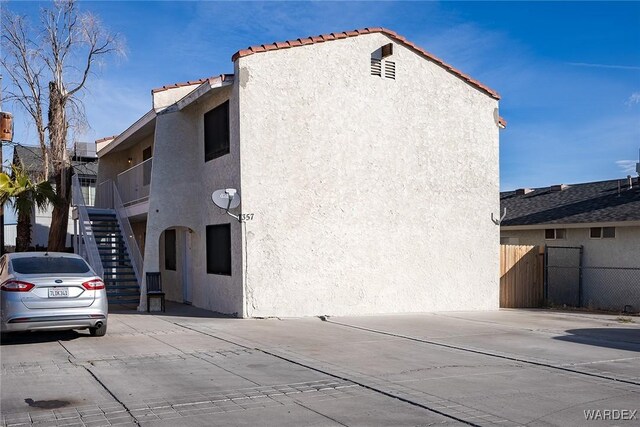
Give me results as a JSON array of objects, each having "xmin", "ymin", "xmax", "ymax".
[{"xmin": 94, "ymin": 28, "xmax": 505, "ymax": 317}]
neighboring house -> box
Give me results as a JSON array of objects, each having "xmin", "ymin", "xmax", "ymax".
[
  {"xmin": 500, "ymin": 176, "xmax": 640, "ymax": 311},
  {"xmin": 94, "ymin": 27, "xmax": 505, "ymax": 316},
  {"xmin": 500, "ymin": 176, "xmax": 640, "ymax": 266},
  {"xmin": 6, "ymin": 143, "xmax": 98, "ymax": 249}
]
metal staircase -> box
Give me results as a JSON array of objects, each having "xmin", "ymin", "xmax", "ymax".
[
  {"xmin": 88, "ymin": 209, "xmax": 140, "ymax": 305},
  {"xmin": 73, "ymin": 175, "xmax": 142, "ymax": 307}
]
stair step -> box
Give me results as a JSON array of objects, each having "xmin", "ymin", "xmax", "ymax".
[
  {"xmin": 107, "ymin": 298, "xmax": 139, "ymax": 305},
  {"xmin": 107, "ymin": 291, "xmax": 140, "ymax": 297},
  {"xmin": 106, "ymin": 285, "xmax": 140, "ymax": 290},
  {"xmin": 105, "ymin": 278, "xmax": 138, "ymax": 283}
]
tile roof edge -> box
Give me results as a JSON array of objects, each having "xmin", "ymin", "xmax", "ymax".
[
  {"xmin": 231, "ymin": 27, "xmax": 500, "ymax": 100},
  {"xmin": 151, "ymin": 74, "xmax": 234, "ymax": 94},
  {"xmin": 95, "ymin": 135, "xmax": 118, "ymax": 143}
]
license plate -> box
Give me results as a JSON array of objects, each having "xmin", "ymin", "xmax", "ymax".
[{"xmin": 48, "ymin": 288, "xmax": 69, "ymax": 298}]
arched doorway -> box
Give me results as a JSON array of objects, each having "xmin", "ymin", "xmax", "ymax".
[{"xmin": 158, "ymin": 226, "xmax": 195, "ymax": 304}]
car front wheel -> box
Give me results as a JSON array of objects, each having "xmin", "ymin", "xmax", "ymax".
[{"xmin": 89, "ymin": 323, "xmax": 107, "ymax": 337}]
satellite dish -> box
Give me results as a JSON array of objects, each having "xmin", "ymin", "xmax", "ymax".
[{"xmin": 212, "ymin": 189, "xmax": 240, "ymax": 210}]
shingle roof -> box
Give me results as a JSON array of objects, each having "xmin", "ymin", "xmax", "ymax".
[
  {"xmin": 231, "ymin": 27, "xmax": 500, "ymax": 100},
  {"xmin": 13, "ymin": 145, "xmax": 98, "ymax": 179},
  {"xmin": 500, "ymin": 178, "xmax": 640, "ymax": 226}
]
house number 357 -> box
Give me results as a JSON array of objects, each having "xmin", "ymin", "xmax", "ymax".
[{"xmin": 240, "ymin": 214, "xmax": 254, "ymax": 221}]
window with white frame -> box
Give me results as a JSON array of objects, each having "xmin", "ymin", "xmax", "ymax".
[
  {"xmin": 590, "ymin": 227, "xmax": 615, "ymax": 239},
  {"xmin": 544, "ymin": 228, "xmax": 566, "ymax": 240}
]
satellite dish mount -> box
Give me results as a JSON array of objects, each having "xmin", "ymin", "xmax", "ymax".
[{"xmin": 212, "ymin": 188, "xmax": 242, "ymax": 221}]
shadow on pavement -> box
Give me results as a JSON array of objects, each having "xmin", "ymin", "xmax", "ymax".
[
  {"xmin": 109, "ymin": 301, "xmax": 237, "ymax": 319},
  {"xmin": 0, "ymin": 329, "xmax": 84, "ymax": 346},
  {"xmin": 554, "ymin": 328, "xmax": 640, "ymax": 352}
]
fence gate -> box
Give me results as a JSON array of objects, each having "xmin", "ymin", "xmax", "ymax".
[
  {"xmin": 544, "ymin": 245, "xmax": 583, "ymax": 307},
  {"xmin": 500, "ymin": 245, "xmax": 544, "ymax": 308}
]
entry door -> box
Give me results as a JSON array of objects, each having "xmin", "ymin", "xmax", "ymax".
[{"xmin": 182, "ymin": 230, "xmax": 192, "ymax": 304}]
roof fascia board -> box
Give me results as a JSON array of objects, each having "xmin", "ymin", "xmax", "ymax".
[
  {"xmin": 501, "ymin": 221, "xmax": 640, "ymax": 230},
  {"xmin": 98, "ymin": 109, "xmax": 156, "ymax": 157},
  {"xmin": 175, "ymin": 77, "xmax": 233, "ymax": 112}
]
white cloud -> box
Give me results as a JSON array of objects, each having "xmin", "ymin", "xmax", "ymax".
[
  {"xmin": 616, "ymin": 160, "xmax": 638, "ymax": 175},
  {"xmin": 568, "ymin": 62, "xmax": 640, "ymax": 71},
  {"xmin": 626, "ymin": 92, "xmax": 640, "ymax": 106}
]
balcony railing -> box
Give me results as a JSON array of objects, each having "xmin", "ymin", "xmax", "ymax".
[{"xmin": 116, "ymin": 157, "xmax": 152, "ymax": 206}]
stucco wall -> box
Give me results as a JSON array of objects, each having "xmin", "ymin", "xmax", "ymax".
[
  {"xmin": 141, "ymin": 84, "xmax": 244, "ymax": 315},
  {"xmin": 237, "ymin": 33, "xmax": 501, "ymax": 317},
  {"xmin": 500, "ymin": 226, "xmax": 640, "ymax": 268}
]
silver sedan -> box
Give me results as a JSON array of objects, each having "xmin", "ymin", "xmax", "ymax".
[{"xmin": 0, "ymin": 252, "xmax": 108, "ymax": 337}]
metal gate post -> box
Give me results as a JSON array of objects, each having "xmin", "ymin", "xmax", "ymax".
[
  {"xmin": 578, "ymin": 245, "xmax": 584, "ymax": 307},
  {"xmin": 543, "ymin": 244, "xmax": 548, "ymax": 304}
]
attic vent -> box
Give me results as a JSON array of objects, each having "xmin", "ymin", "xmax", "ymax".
[
  {"xmin": 371, "ymin": 58, "xmax": 382, "ymax": 76},
  {"xmin": 550, "ymin": 184, "xmax": 568, "ymax": 192},
  {"xmin": 515, "ymin": 188, "xmax": 533, "ymax": 195},
  {"xmin": 384, "ymin": 61, "xmax": 396, "ymax": 80}
]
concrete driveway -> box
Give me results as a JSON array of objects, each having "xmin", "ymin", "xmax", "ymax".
[{"xmin": 1, "ymin": 306, "xmax": 639, "ymax": 426}]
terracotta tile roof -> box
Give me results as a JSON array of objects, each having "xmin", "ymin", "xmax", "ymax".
[
  {"xmin": 231, "ymin": 27, "xmax": 500, "ymax": 100},
  {"xmin": 498, "ymin": 116, "xmax": 507, "ymax": 128},
  {"xmin": 151, "ymin": 74, "xmax": 234, "ymax": 94},
  {"xmin": 95, "ymin": 135, "xmax": 118, "ymax": 143}
]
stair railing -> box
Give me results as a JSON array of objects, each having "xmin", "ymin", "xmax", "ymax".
[
  {"xmin": 112, "ymin": 181, "xmax": 143, "ymax": 287},
  {"xmin": 72, "ymin": 174, "xmax": 104, "ymax": 278}
]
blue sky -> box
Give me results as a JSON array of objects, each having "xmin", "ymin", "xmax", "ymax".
[{"xmin": 3, "ymin": 1, "xmax": 640, "ymax": 192}]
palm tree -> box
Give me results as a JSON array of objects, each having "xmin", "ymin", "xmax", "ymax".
[{"xmin": 0, "ymin": 166, "xmax": 57, "ymax": 252}]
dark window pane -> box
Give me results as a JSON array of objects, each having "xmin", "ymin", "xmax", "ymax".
[
  {"xmin": 555, "ymin": 229, "xmax": 566, "ymax": 239},
  {"xmin": 206, "ymin": 224, "xmax": 231, "ymax": 275},
  {"xmin": 204, "ymin": 101, "xmax": 230, "ymax": 162},
  {"xmin": 590, "ymin": 228, "xmax": 601, "ymax": 238},
  {"xmin": 12, "ymin": 257, "xmax": 90, "ymax": 274},
  {"xmin": 545, "ymin": 229, "xmax": 555, "ymax": 239},
  {"xmin": 165, "ymin": 229, "xmax": 176, "ymax": 271},
  {"xmin": 603, "ymin": 227, "xmax": 616, "ymax": 238},
  {"xmin": 143, "ymin": 146, "xmax": 152, "ymax": 186}
]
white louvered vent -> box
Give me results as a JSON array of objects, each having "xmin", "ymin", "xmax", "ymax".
[
  {"xmin": 371, "ymin": 58, "xmax": 382, "ymax": 76},
  {"xmin": 384, "ymin": 61, "xmax": 396, "ymax": 80}
]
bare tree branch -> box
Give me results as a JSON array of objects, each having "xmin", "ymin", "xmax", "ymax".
[{"xmin": 2, "ymin": 0, "xmax": 123, "ymax": 251}]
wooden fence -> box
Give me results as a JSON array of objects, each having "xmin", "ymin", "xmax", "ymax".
[{"xmin": 500, "ymin": 245, "xmax": 544, "ymax": 308}]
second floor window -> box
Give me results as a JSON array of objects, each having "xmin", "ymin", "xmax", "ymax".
[{"xmin": 204, "ymin": 101, "xmax": 230, "ymax": 162}]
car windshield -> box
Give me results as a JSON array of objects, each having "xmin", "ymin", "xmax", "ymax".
[{"xmin": 11, "ymin": 257, "xmax": 91, "ymax": 274}]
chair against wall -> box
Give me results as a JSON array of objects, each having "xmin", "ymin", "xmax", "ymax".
[{"xmin": 146, "ymin": 272, "xmax": 165, "ymax": 312}]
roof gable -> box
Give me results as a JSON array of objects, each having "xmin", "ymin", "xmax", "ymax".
[{"xmin": 231, "ymin": 27, "xmax": 500, "ymax": 100}]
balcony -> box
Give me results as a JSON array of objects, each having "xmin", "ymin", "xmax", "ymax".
[
  {"xmin": 95, "ymin": 158, "xmax": 152, "ymax": 218},
  {"xmin": 117, "ymin": 158, "xmax": 152, "ymax": 207}
]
